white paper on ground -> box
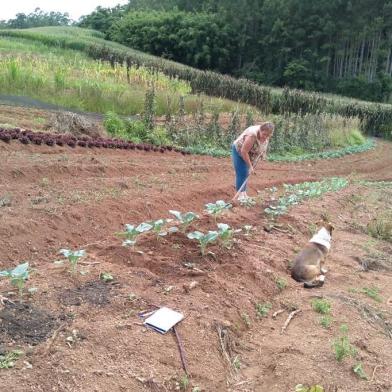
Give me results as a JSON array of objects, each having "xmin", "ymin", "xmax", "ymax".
[{"xmin": 144, "ymin": 307, "xmax": 184, "ymax": 334}]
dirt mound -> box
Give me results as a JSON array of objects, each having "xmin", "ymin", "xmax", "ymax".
[
  {"xmin": 47, "ymin": 111, "xmax": 102, "ymax": 138},
  {"xmin": 0, "ymin": 302, "xmax": 58, "ymax": 345}
]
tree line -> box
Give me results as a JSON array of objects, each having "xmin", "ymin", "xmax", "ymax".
[
  {"xmin": 0, "ymin": 8, "xmax": 71, "ymax": 29},
  {"xmin": 79, "ymin": 0, "xmax": 392, "ymax": 103}
]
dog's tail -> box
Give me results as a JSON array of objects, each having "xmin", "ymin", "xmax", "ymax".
[{"xmin": 303, "ymin": 275, "xmax": 325, "ymax": 289}]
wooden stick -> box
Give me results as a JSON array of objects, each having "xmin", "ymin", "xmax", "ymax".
[
  {"xmin": 272, "ymin": 309, "xmax": 285, "ymax": 319},
  {"xmin": 173, "ymin": 326, "xmax": 189, "ymax": 376},
  {"xmin": 281, "ymin": 309, "xmax": 301, "ymax": 334},
  {"xmin": 43, "ymin": 323, "xmax": 66, "ymax": 355},
  {"xmin": 369, "ymin": 364, "xmax": 382, "ymax": 383}
]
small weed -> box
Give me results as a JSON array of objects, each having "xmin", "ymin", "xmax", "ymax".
[
  {"xmin": 332, "ymin": 324, "xmax": 357, "ymax": 362},
  {"xmin": 192, "ymin": 388, "xmax": 201, "ymax": 392},
  {"xmin": 295, "ymin": 385, "xmax": 324, "ymax": 392},
  {"xmin": 361, "ymin": 287, "xmax": 382, "ymax": 303},
  {"xmin": 232, "ymin": 355, "xmax": 241, "ymax": 370},
  {"xmin": 241, "ymin": 313, "xmax": 251, "ymax": 328},
  {"xmin": 179, "ymin": 375, "xmax": 189, "ymax": 390},
  {"xmin": 0, "ymin": 350, "xmax": 23, "ymax": 369},
  {"xmin": 352, "ymin": 363, "xmax": 369, "ymax": 380},
  {"xmin": 319, "ymin": 315, "xmax": 333, "ymax": 329},
  {"xmin": 276, "ymin": 277, "xmax": 287, "ymax": 291},
  {"xmin": 40, "ymin": 177, "xmax": 50, "ymax": 188},
  {"xmin": 256, "ymin": 302, "xmax": 272, "ymax": 318},
  {"xmin": 311, "ymin": 298, "xmax": 331, "ymax": 315},
  {"xmin": 100, "ymin": 272, "xmax": 114, "ymax": 283}
]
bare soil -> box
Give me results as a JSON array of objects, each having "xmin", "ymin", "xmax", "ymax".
[{"xmin": 0, "ymin": 133, "xmax": 391, "ymax": 392}]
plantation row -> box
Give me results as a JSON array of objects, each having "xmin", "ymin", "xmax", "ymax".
[
  {"xmin": 0, "ymin": 29, "xmax": 391, "ymax": 139},
  {"xmin": 0, "ymin": 127, "xmax": 192, "ymax": 154}
]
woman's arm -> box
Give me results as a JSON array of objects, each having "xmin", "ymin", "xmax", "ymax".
[{"xmin": 240, "ymin": 135, "xmax": 256, "ymax": 171}]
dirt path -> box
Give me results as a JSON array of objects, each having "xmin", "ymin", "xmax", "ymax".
[{"xmin": 0, "ymin": 139, "xmax": 391, "ymax": 392}]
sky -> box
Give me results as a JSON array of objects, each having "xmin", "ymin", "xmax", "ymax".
[{"xmin": 0, "ymin": 0, "xmax": 129, "ymax": 22}]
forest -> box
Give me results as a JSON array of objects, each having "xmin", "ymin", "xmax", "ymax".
[
  {"xmin": 1, "ymin": 1, "xmax": 392, "ymax": 102},
  {"xmin": 79, "ymin": 0, "xmax": 392, "ymax": 102}
]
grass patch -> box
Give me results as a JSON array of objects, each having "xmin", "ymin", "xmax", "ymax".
[
  {"xmin": 311, "ymin": 298, "xmax": 331, "ymax": 315},
  {"xmin": 367, "ymin": 214, "xmax": 392, "ymax": 243},
  {"xmin": 319, "ymin": 315, "xmax": 333, "ymax": 329},
  {"xmin": 361, "ymin": 287, "xmax": 382, "ymax": 303},
  {"xmin": 255, "ymin": 302, "xmax": 272, "ymax": 318}
]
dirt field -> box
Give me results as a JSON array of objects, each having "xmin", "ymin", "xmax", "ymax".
[{"xmin": 0, "ymin": 136, "xmax": 391, "ymax": 392}]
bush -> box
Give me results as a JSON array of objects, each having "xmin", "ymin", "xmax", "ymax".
[
  {"xmin": 125, "ymin": 119, "xmax": 148, "ymax": 142},
  {"xmin": 104, "ymin": 111, "xmax": 125, "ymax": 136}
]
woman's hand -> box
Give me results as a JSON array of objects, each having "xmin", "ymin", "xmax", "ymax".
[{"xmin": 249, "ymin": 165, "xmax": 256, "ymax": 175}]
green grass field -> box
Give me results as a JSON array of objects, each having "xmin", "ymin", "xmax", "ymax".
[{"xmin": 0, "ymin": 35, "xmax": 253, "ymax": 116}]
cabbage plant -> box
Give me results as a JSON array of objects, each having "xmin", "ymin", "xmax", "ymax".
[
  {"xmin": 187, "ymin": 230, "xmax": 219, "ymax": 255},
  {"xmin": 169, "ymin": 210, "xmax": 199, "ymax": 232},
  {"xmin": 59, "ymin": 249, "xmax": 86, "ymax": 274},
  {"xmin": 117, "ymin": 222, "xmax": 153, "ymax": 247},
  {"xmin": 0, "ymin": 262, "xmax": 30, "ymax": 298}
]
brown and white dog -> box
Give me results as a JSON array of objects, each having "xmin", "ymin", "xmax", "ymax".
[{"xmin": 291, "ymin": 223, "xmax": 334, "ymax": 288}]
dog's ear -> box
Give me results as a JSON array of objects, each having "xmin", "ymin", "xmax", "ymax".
[
  {"xmin": 320, "ymin": 213, "xmax": 329, "ymax": 223},
  {"xmin": 326, "ymin": 222, "xmax": 335, "ymax": 235}
]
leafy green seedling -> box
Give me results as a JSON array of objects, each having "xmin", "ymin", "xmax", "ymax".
[
  {"xmin": 311, "ymin": 298, "xmax": 331, "ymax": 314},
  {"xmin": 59, "ymin": 249, "xmax": 86, "ymax": 274},
  {"xmin": 169, "ymin": 210, "xmax": 199, "ymax": 232},
  {"xmin": 117, "ymin": 222, "xmax": 153, "ymax": 247},
  {"xmin": 187, "ymin": 230, "xmax": 219, "ymax": 255},
  {"xmin": 204, "ymin": 200, "xmax": 232, "ymax": 222},
  {"xmin": 148, "ymin": 218, "xmax": 176, "ymax": 239},
  {"xmin": 0, "ymin": 262, "xmax": 30, "ymax": 298},
  {"xmin": 352, "ymin": 363, "xmax": 369, "ymax": 380},
  {"xmin": 255, "ymin": 302, "xmax": 272, "ymax": 318},
  {"xmin": 0, "ymin": 350, "xmax": 23, "ymax": 369},
  {"xmin": 332, "ymin": 324, "xmax": 357, "ymax": 362},
  {"xmin": 217, "ymin": 223, "xmax": 241, "ymax": 248},
  {"xmin": 100, "ymin": 272, "xmax": 114, "ymax": 282}
]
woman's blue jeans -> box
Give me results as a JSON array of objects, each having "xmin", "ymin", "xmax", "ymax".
[{"xmin": 231, "ymin": 144, "xmax": 249, "ymax": 191}]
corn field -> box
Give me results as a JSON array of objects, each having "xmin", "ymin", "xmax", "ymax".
[{"xmin": 1, "ymin": 28, "xmax": 391, "ymax": 139}]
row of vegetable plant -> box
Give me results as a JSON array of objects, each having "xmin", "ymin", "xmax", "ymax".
[{"xmin": 0, "ymin": 127, "xmax": 191, "ymax": 154}]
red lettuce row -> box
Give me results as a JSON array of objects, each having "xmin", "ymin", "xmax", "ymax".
[{"xmin": 0, "ymin": 128, "xmax": 191, "ymax": 155}]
